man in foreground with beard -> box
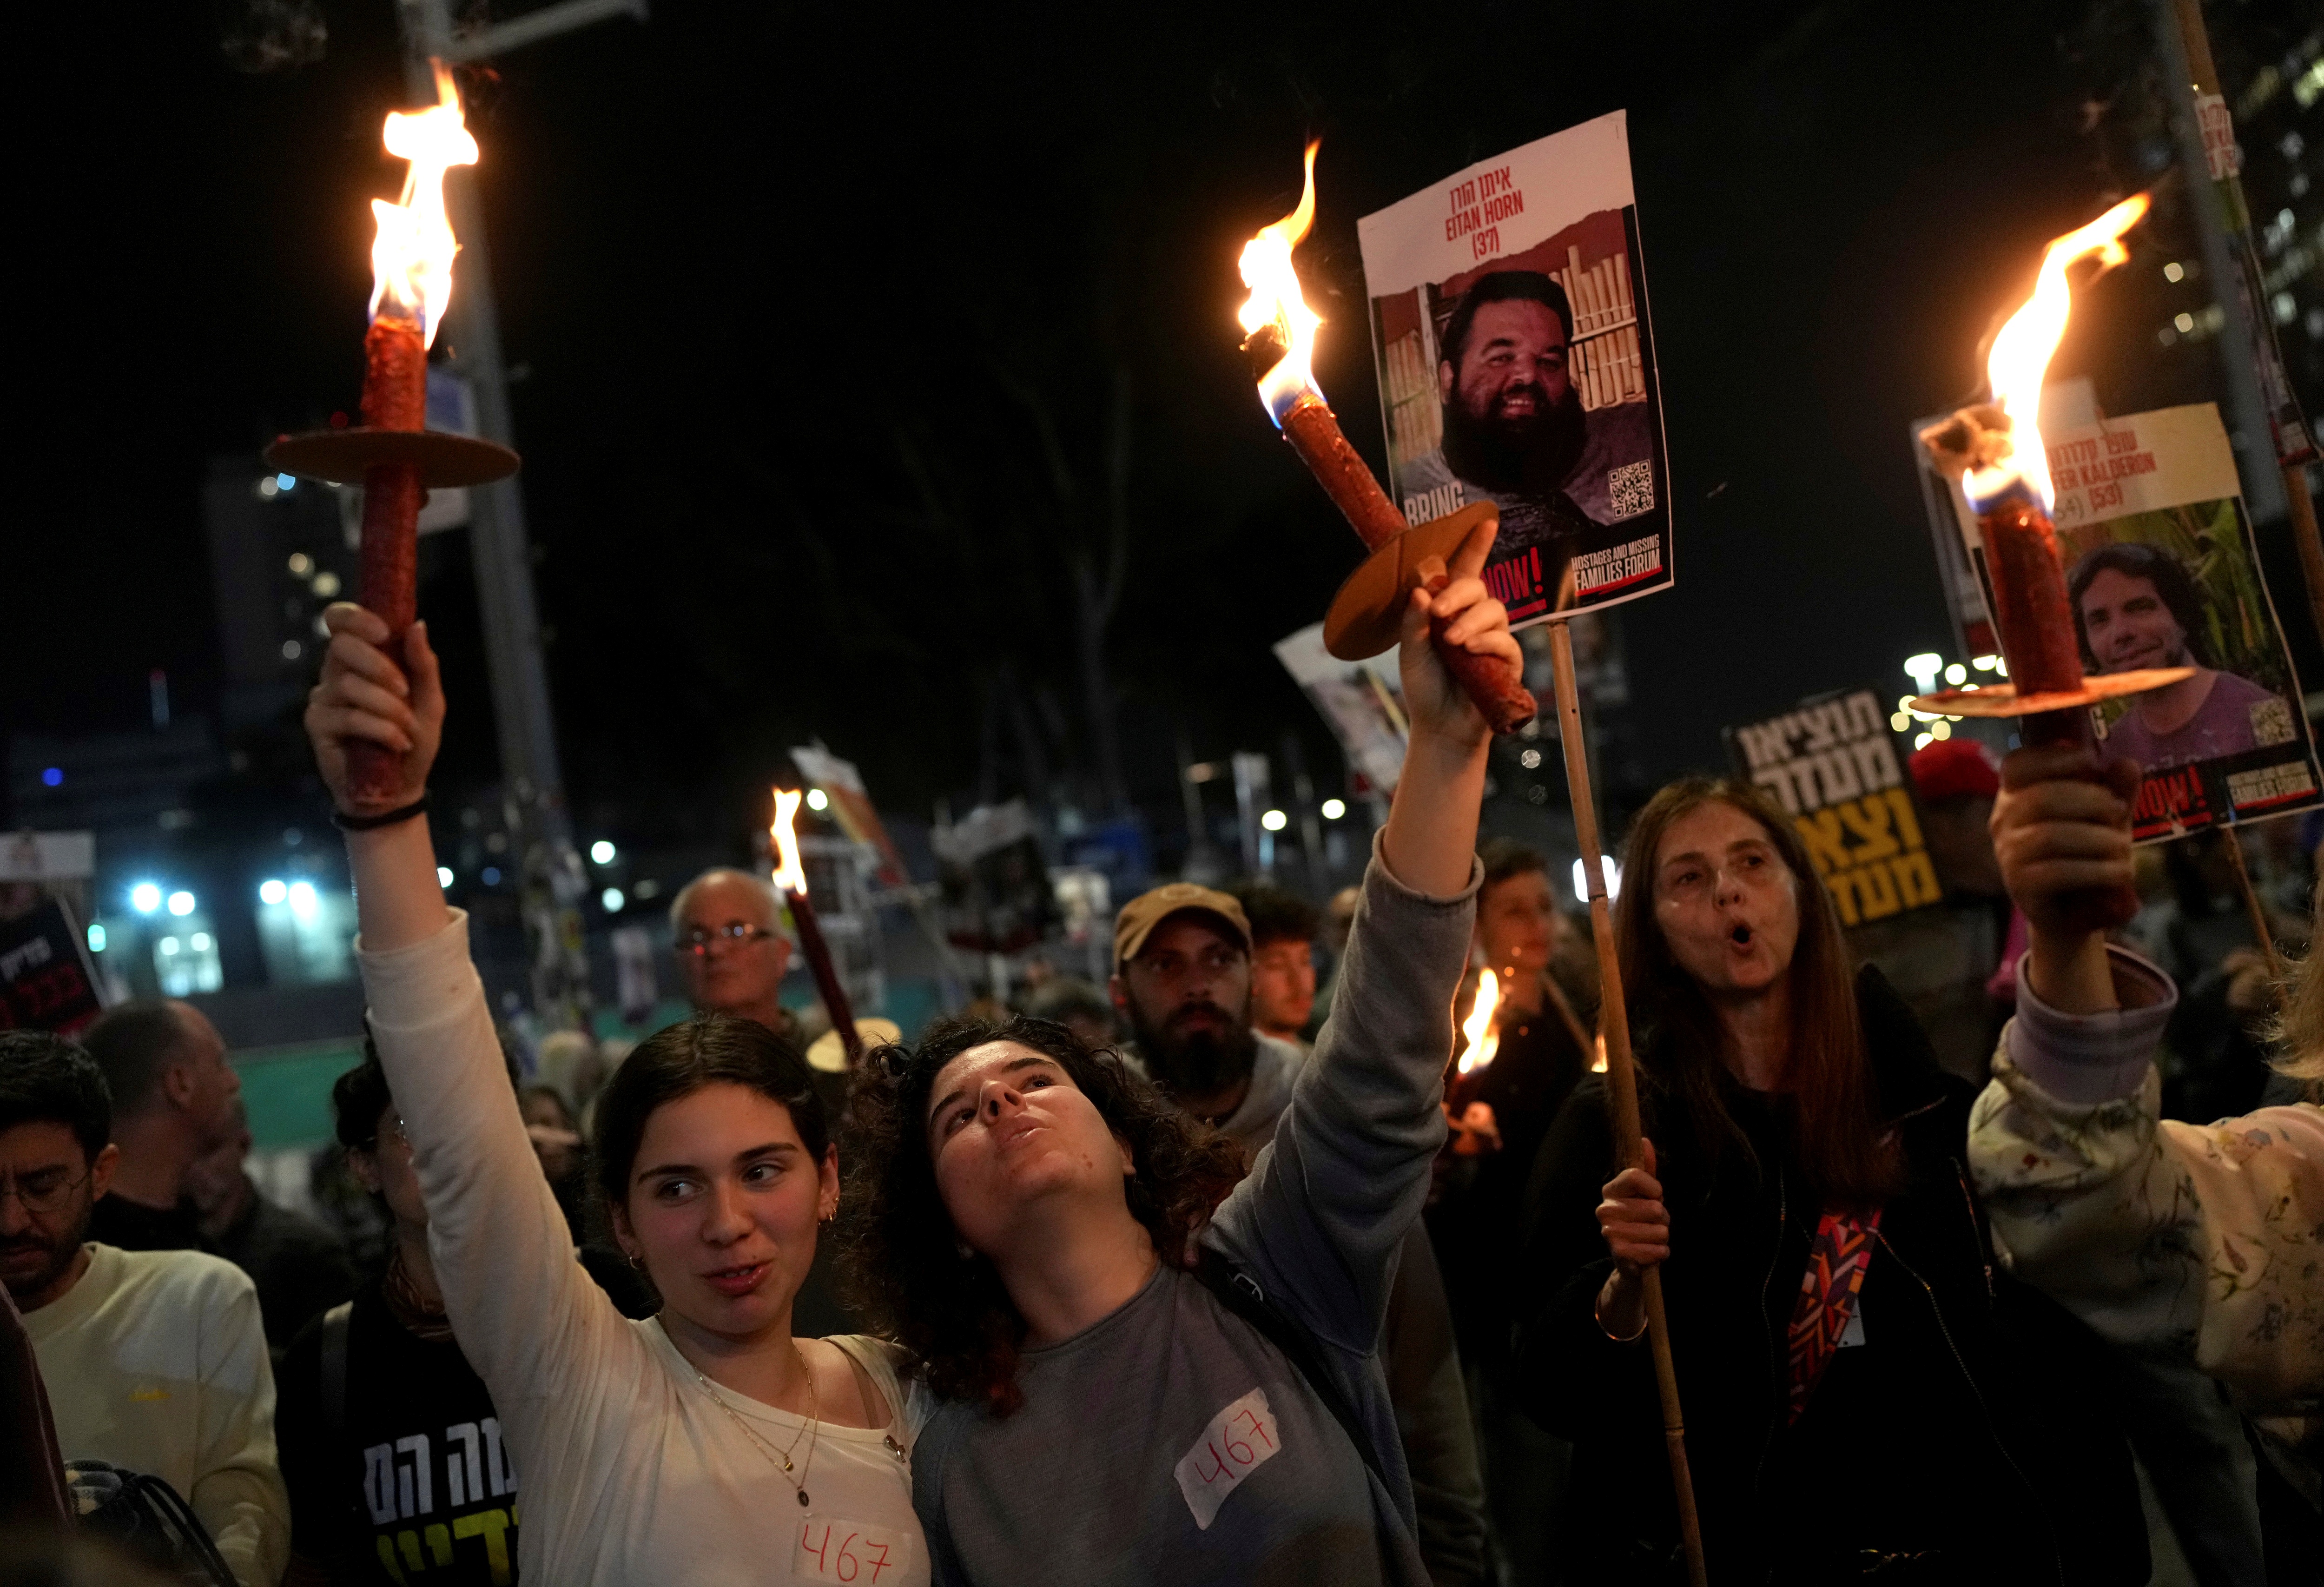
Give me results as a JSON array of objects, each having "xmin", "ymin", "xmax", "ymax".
[
  {"xmin": 1400, "ymin": 271, "xmax": 1655, "ymax": 601},
  {"xmin": 1, "ymin": 1029, "xmax": 287, "ymax": 1585},
  {"xmin": 1108, "ymin": 884, "xmax": 1490, "ymax": 1587}
]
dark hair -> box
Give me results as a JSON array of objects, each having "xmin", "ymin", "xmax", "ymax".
[
  {"xmin": 1228, "ymin": 881, "xmax": 1319, "ymax": 950},
  {"xmin": 332, "ymin": 1043, "xmax": 395, "ymax": 1152},
  {"xmin": 2067, "ymin": 542, "xmax": 2214, "ymax": 671},
  {"xmin": 1023, "ymin": 978, "xmax": 1116, "ymax": 1031},
  {"xmin": 80, "ymin": 1000, "xmax": 191, "ymax": 1117},
  {"xmin": 1614, "ymin": 777, "xmax": 1902, "ymax": 1211},
  {"xmin": 333, "ymin": 1028, "xmax": 525, "ymax": 1153},
  {"xmin": 840, "ymin": 1014, "xmax": 1245, "ymax": 1415},
  {"xmin": 0, "ymin": 1030, "xmax": 112, "ymax": 1164},
  {"xmin": 591, "ymin": 1013, "xmax": 829, "ymax": 1210},
  {"xmin": 521, "ymin": 1085, "xmax": 576, "ymax": 1130},
  {"xmin": 1478, "ymin": 837, "xmax": 1552, "ymax": 893},
  {"xmin": 1440, "ymin": 271, "xmax": 1574, "ymax": 372}
]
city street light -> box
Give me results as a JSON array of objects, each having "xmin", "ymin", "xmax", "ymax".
[
  {"xmin": 601, "ymin": 886, "xmax": 625, "ymax": 913},
  {"xmin": 1320, "ymin": 798, "xmax": 1347, "ymax": 820},
  {"xmin": 259, "ymin": 879, "xmax": 289, "ymax": 905},
  {"xmin": 1571, "ymin": 856, "xmax": 1623, "ymax": 904},
  {"xmin": 166, "ymin": 891, "xmax": 197, "ymax": 917},
  {"xmin": 131, "ymin": 883, "xmax": 162, "ymax": 914},
  {"xmin": 589, "ymin": 840, "xmax": 616, "ymax": 865}
]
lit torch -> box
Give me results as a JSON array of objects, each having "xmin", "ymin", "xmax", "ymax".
[
  {"xmin": 267, "ymin": 61, "xmax": 518, "ymax": 801},
  {"xmin": 1456, "ymin": 967, "xmax": 1500, "ymax": 1077},
  {"xmin": 773, "ymin": 788, "xmax": 865, "ymax": 1069},
  {"xmin": 1237, "ymin": 145, "xmax": 1536, "ymax": 735},
  {"xmin": 1915, "ymin": 194, "xmax": 2186, "ymax": 929}
]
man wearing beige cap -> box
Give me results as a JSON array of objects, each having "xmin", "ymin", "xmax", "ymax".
[
  {"xmin": 1109, "ymin": 881, "xmax": 1491, "ymax": 1584},
  {"xmin": 1108, "ymin": 884, "xmax": 1263, "ymax": 1126}
]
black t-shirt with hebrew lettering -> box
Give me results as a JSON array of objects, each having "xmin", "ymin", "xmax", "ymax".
[{"xmin": 277, "ymin": 1280, "xmax": 521, "ymax": 1584}]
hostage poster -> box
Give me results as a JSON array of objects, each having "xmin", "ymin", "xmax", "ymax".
[
  {"xmin": 1934, "ymin": 403, "xmax": 2324, "ymax": 840},
  {"xmin": 1274, "ymin": 622, "xmax": 1409, "ymax": 794},
  {"xmin": 1356, "ymin": 110, "xmax": 1672, "ymax": 626},
  {"xmin": 1725, "ymin": 689, "xmax": 1943, "ymax": 927}
]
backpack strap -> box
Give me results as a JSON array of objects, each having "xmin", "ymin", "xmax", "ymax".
[
  {"xmin": 319, "ymin": 1301, "xmax": 353, "ymax": 1443},
  {"xmin": 1191, "ymin": 1248, "xmax": 1386, "ymax": 1488}
]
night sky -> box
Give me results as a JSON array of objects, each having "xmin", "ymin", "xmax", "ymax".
[{"xmin": 14, "ymin": 0, "xmax": 2312, "ymax": 855}]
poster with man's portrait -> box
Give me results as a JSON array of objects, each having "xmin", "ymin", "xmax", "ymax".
[
  {"xmin": 1357, "ymin": 111, "xmax": 1672, "ymax": 627},
  {"xmin": 1274, "ymin": 622, "xmax": 1409, "ymax": 794},
  {"xmin": 1936, "ymin": 403, "xmax": 2324, "ymax": 840}
]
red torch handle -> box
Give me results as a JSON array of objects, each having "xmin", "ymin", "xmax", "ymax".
[
  {"xmin": 1277, "ymin": 402, "xmax": 1537, "ymax": 734},
  {"xmin": 1977, "ymin": 489, "xmax": 2139, "ymax": 932},
  {"xmin": 786, "ymin": 887, "xmax": 864, "ymax": 1069},
  {"xmin": 348, "ymin": 317, "xmax": 429, "ymax": 806}
]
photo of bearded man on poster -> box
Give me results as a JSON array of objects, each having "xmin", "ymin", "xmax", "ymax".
[
  {"xmin": 1400, "ymin": 271, "xmax": 1657, "ymax": 601},
  {"xmin": 2068, "ymin": 541, "xmax": 2296, "ymax": 770}
]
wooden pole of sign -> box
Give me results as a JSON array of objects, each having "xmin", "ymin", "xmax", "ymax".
[
  {"xmin": 2166, "ymin": 0, "xmax": 2324, "ymax": 652},
  {"xmin": 1546, "ymin": 618, "xmax": 1709, "ymax": 1587},
  {"xmin": 2219, "ymin": 828, "xmax": 2286, "ymax": 983}
]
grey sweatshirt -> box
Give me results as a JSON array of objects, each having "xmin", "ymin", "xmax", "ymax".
[
  {"xmin": 911, "ymin": 837, "xmax": 1478, "ymax": 1586},
  {"xmin": 1206, "ymin": 1038, "xmax": 1489, "ymax": 1587}
]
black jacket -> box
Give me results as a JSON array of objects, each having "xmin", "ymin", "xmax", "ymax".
[{"xmin": 1512, "ymin": 967, "xmax": 2146, "ymax": 1586}]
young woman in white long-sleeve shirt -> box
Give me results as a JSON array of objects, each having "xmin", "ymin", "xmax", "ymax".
[{"xmin": 304, "ymin": 604, "xmax": 927, "ymax": 1587}]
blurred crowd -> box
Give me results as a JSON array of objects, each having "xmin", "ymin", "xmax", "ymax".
[{"xmin": 3, "ymin": 696, "xmax": 2319, "ymax": 1585}]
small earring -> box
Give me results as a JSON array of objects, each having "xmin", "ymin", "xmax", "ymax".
[{"xmin": 625, "ymin": 1251, "xmax": 643, "ymax": 1270}]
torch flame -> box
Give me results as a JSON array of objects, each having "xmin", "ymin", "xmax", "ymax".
[
  {"xmin": 1457, "ymin": 968, "xmax": 1500, "ymax": 1077},
  {"xmin": 1965, "ymin": 193, "xmax": 2149, "ymax": 510},
  {"xmin": 368, "ymin": 61, "xmax": 478, "ymax": 348},
  {"xmin": 1236, "ymin": 140, "xmax": 1324, "ymax": 425},
  {"xmin": 770, "ymin": 787, "xmax": 807, "ymax": 896}
]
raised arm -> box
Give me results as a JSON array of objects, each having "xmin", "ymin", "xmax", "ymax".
[
  {"xmin": 1208, "ymin": 519, "xmax": 1509, "ymax": 1349},
  {"xmin": 1969, "ymin": 743, "xmax": 2324, "ymax": 1410},
  {"xmin": 304, "ymin": 604, "xmax": 623, "ymax": 1399}
]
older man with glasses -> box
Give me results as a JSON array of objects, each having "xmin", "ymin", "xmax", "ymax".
[
  {"xmin": 667, "ymin": 867, "xmax": 799, "ymax": 1043},
  {"xmin": 663, "ymin": 866, "xmax": 858, "ymax": 1333}
]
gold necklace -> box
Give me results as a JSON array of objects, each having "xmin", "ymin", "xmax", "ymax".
[{"xmin": 693, "ymin": 1344, "xmax": 822, "ymax": 1509}]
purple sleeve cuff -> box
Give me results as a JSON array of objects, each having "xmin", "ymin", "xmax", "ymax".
[{"xmin": 2002, "ymin": 944, "xmax": 2176, "ymax": 1104}]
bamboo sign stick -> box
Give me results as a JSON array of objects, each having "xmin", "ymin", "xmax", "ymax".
[{"xmin": 1546, "ymin": 618, "xmax": 1710, "ymax": 1587}]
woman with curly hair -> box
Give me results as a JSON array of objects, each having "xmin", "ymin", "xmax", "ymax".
[{"xmin": 842, "ymin": 521, "xmax": 1515, "ymax": 1586}]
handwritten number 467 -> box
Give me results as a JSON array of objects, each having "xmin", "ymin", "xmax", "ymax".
[
  {"xmin": 800, "ymin": 1523, "xmax": 891, "ymax": 1583},
  {"xmin": 1193, "ymin": 1409, "xmax": 1277, "ymax": 1485}
]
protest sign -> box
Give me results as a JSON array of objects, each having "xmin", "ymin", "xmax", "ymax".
[
  {"xmin": 1357, "ymin": 110, "xmax": 1672, "ymax": 626},
  {"xmin": 1929, "ymin": 403, "xmax": 2322, "ymax": 840},
  {"xmin": 1274, "ymin": 622, "xmax": 1408, "ymax": 794},
  {"xmin": 931, "ymin": 800, "xmax": 1057, "ymax": 955},
  {"xmin": 791, "ymin": 744, "xmax": 911, "ymax": 887},
  {"xmin": 1726, "ymin": 689, "xmax": 1943, "ymax": 927},
  {"xmin": 0, "ymin": 898, "xmax": 105, "ymax": 1035}
]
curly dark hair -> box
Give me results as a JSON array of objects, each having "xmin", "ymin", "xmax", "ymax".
[
  {"xmin": 592, "ymin": 1012, "xmax": 828, "ymax": 1211},
  {"xmin": 2067, "ymin": 541, "xmax": 2215, "ymax": 672},
  {"xmin": 839, "ymin": 1013, "xmax": 1246, "ymax": 1416}
]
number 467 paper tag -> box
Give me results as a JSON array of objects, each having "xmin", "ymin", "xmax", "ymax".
[
  {"xmin": 796, "ymin": 1518, "xmax": 911, "ymax": 1583},
  {"xmin": 1173, "ymin": 1388, "xmax": 1282, "ymax": 1530}
]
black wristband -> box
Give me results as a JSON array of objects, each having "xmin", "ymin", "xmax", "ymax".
[{"xmin": 332, "ymin": 794, "xmax": 429, "ymax": 832}]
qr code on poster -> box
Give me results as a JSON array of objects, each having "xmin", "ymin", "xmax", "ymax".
[
  {"xmin": 2251, "ymin": 695, "xmax": 2297, "ymax": 746},
  {"xmin": 1607, "ymin": 461, "xmax": 1655, "ymax": 522}
]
